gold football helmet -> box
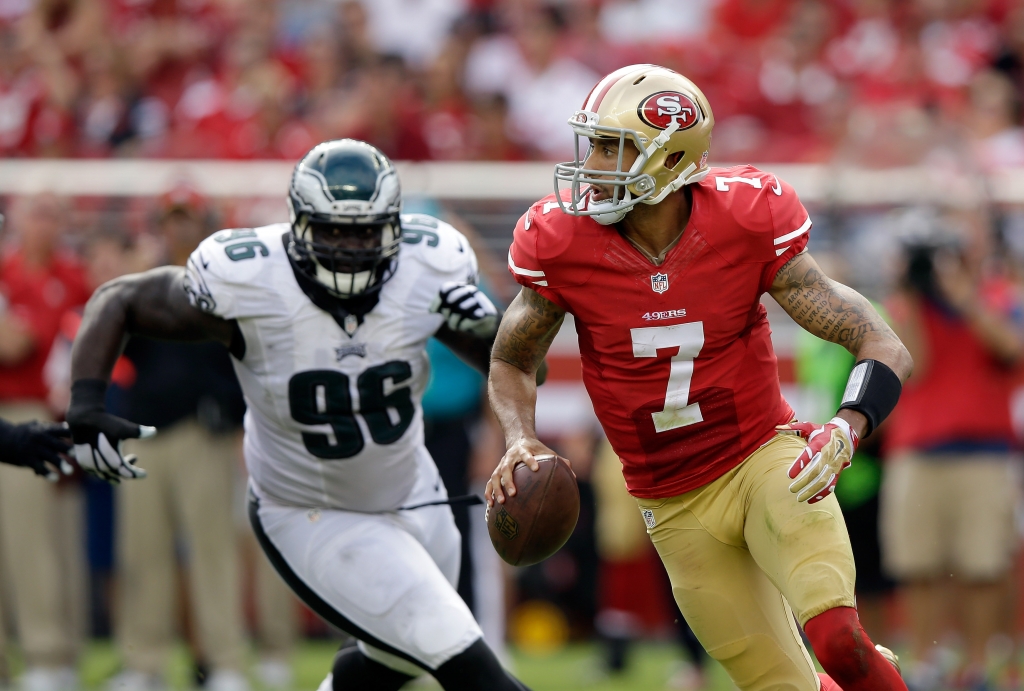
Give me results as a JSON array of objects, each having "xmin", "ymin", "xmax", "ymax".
[{"xmin": 554, "ymin": 64, "xmax": 714, "ymax": 225}]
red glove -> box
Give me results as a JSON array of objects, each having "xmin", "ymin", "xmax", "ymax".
[{"xmin": 777, "ymin": 417, "xmax": 859, "ymax": 504}]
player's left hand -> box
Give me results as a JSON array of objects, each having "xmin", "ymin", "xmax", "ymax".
[
  {"xmin": 430, "ymin": 282, "xmax": 498, "ymax": 337},
  {"xmin": 777, "ymin": 417, "xmax": 858, "ymax": 504}
]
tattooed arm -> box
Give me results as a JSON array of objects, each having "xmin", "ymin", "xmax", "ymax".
[
  {"xmin": 769, "ymin": 251, "xmax": 913, "ymax": 436},
  {"xmin": 485, "ymin": 287, "xmax": 566, "ymax": 506}
]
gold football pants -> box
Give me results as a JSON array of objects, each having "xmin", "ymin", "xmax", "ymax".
[{"xmin": 636, "ymin": 434, "xmax": 857, "ymax": 691}]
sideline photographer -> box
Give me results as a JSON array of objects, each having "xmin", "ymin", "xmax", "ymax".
[{"xmin": 880, "ymin": 211, "xmax": 1024, "ymax": 688}]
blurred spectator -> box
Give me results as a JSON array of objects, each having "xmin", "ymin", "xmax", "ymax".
[
  {"xmin": 172, "ymin": 10, "xmax": 316, "ymax": 160},
  {"xmin": 881, "ymin": 209, "xmax": 1024, "ymax": 689},
  {"xmin": 1, "ymin": 0, "xmax": 1023, "ymax": 163},
  {"xmin": 334, "ymin": 0, "xmax": 380, "ymax": 73},
  {"xmin": 0, "ymin": 193, "xmax": 90, "ymax": 691},
  {"xmin": 466, "ymin": 93, "xmax": 532, "ymax": 161},
  {"xmin": 825, "ymin": 0, "xmax": 910, "ymax": 104},
  {"xmin": 464, "ymin": 5, "xmax": 598, "ymax": 159},
  {"xmin": 421, "ymin": 39, "xmax": 474, "ymax": 160},
  {"xmin": 75, "ymin": 43, "xmax": 136, "ymax": 157},
  {"xmin": 241, "ymin": 527, "xmax": 298, "ymax": 691},
  {"xmin": 560, "ymin": 2, "xmax": 634, "ymax": 76},
  {"xmin": 598, "ymin": 0, "xmax": 716, "ymax": 47},
  {"xmin": 965, "ymin": 69, "xmax": 1024, "ymax": 170},
  {"xmin": 0, "ymin": 24, "xmax": 76, "ymax": 157},
  {"xmin": 751, "ymin": 0, "xmax": 842, "ymax": 161},
  {"xmin": 916, "ymin": 0, "xmax": 999, "ymax": 93},
  {"xmin": 328, "ymin": 55, "xmax": 430, "ymax": 160},
  {"xmin": 713, "ymin": 0, "xmax": 794, "ymax": 42},
  {"xmin": 108, "ymin": 194, "xmax": 249, "ymax": 691},
  {"xmin": 358, "ymin": 0, "xmax": 467, "ymax": 69}
]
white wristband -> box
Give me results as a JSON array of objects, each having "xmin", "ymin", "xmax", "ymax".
[{"xmin": 829, "ymin": 416, "xmax": 856, "ymax": 448}]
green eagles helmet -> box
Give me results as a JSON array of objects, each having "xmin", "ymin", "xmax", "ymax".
[{"xmin": 287, "ymin": 139, "xmax": 402, "ymax": 297}]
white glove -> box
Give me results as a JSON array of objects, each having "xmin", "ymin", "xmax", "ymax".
[
  {"xmin": 67, "ymin": 379, "xmax": 155, "ymax": 484},
  {"xmin": 777, "ymin": 417, "xmax": 858, "ymax": 504},
  {"xmin": 73, "ymin": 427, "xmax": 154, "ymax": 484},
  {"xmin": 430, "ymin": 282, "xmax": 499, "ymax": 337}
]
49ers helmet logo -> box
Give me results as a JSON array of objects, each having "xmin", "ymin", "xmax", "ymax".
[{"xmin": 637, "ymin": 91, "xmax": 701, "ymax": 131}]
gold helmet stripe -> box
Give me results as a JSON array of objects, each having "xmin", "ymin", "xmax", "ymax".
[{"xmin": 584, "ymin": 64, "xmax": 649, "ymax": 112}]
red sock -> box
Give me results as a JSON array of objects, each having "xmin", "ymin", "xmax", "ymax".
[
  {"xmin": 804, "ymin": 607, "xmax": 907, "ymax": 691},
  {"xmin": 818, "ymin": 673, "xmax": 842, "ymax": 691}
]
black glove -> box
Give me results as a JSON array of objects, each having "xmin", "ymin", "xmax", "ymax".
[
  {"xmin": 429, "ymin": 282, "xmax": 499, "ymax": 336},
  {"xmin": 0, "ymin": 418, "xmax": 73, "ymax": 481},
  {"xmin": 66, "ymin": 379, "xmax": 155, "ymax": 484}
]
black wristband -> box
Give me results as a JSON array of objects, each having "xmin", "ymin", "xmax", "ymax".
[
  {"xmin": 838, "ymin": 359, "xmax": 902, "ymax": 437},
  {"xmin": 0, "ymin": 418, "xmax": 15, "ymax": 463},
  {"xmin": 69, "ymin": 379, "xmax": 109, "ymax": 412}
]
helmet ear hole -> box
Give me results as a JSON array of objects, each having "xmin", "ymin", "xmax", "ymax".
[{"xmin": 666, "ymin": 151, "xmax": 686, "ymax": 170}]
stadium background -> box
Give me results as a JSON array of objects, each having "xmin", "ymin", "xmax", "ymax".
[{"xmin": 3, "ymin": 0, "xmax": 1024, "ymax": 689}]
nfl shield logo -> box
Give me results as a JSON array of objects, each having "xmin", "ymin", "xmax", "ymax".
[{"xmin": 650, "ymin": 272, "xmax": 669, "ymax": 294}]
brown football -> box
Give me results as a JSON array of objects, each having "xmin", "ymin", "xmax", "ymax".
[{"xmin": 487, "ymin": 455, "xmax": 580, "ymax": 566}]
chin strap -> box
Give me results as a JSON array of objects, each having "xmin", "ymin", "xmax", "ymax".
[{"xmin": 645, "ymin": 162, "xmax": 697, "ymax": 205}]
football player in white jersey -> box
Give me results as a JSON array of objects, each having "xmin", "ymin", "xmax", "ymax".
[{"xmin": 66, "ymin": 140, "xmax": 534, "ymax": 691}]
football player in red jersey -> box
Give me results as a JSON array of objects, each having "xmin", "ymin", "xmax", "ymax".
[{"xmin": 485, "ymin": 64, "xmax": 914, "ymax": 691}]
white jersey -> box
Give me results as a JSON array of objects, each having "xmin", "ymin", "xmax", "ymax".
[{"xmin": 185, "ymin": 215, "xmax": 479, "ymax": 512}]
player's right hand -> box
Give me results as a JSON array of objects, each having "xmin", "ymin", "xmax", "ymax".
[
  {"xmin": 0, "ymin": 419, "xmax": 74, "ymax": 481},
  {"xmin": 66, "ymin": 379, "xmax": 155, "ymax": 484},
  {"xmin": 778, "ymin": 417, "xmax": 858, "ymax": 503},
  {"xmin": 486, "ymin": 437, "xmax": 563, "ymax": 507}
]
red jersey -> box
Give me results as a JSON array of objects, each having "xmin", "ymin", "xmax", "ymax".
[
  {"xmin": 508, "ymin": 166, "xmax": 810, "ymax": 498},
  {"xmin": 0, "ymin": 251, "xmax": 91, "ymax": 402}
]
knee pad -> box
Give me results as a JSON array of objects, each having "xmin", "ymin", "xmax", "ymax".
[
  {"xmin": 331, "ymin": 645, "xmax": 414, "ymax": 691},
  {"xmin": 432, "ymin": 638, "xmax": 532, "ymax": 691}
]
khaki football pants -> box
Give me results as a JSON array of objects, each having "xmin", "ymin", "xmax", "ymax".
[
  {"xmin": 636, "ymin": 434, "xmax": 857, "ymax": 691},
  {"xmin": 119, "ymin": 419, "xmax": 245, "ymax": 675},
  {"xmin": 242, "ymin": 528, "xmax": 298, "ymax": 659},
  {"xmin": 0, "ymin": 401, "xmax": 85, "ymax": 670}
]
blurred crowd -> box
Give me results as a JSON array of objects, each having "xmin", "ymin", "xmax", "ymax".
[
  {"xmin": 7, "ymin": 1, "xmax": 1024, "ymax": 691},
  {"xmin": 2, "ymin": 198, "xmax": 1024, "ymax": 691},
  {"xmin": 4, "ymin": 0, "xmax": 1024, "ymax": 166}
]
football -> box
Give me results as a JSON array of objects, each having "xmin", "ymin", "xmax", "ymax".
[{"xmin": 487, "ymin": 455, "xmax": 580, "ymax": 566}]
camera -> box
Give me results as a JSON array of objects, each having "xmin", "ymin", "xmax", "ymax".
[{"xmin": 901, "ymin": 236, "xmax": 961, "ymax": 298}]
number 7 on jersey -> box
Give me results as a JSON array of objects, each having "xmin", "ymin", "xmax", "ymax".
[{"xmin": 630, "ymin": 322, "xmax": 705, "ymax": 433}]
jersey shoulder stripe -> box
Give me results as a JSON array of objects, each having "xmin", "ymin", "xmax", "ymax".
[
  {"xmin": 185, "ymin": 223, "xmax": 291, "ymax": 321},
  {"xmin": 693, "ymin": 165, "xmax": 811, "ymax": 267},
  {"xmin": 508, "ymin": 249, "xmax": 548, "ymax": 287},
  {"xmin": 399, "ymin": 213, "xmax": 479, "ymax": 283},
  {"xmin": 773, "ymin": 217, "xmax": 812, "ymax": 256}
]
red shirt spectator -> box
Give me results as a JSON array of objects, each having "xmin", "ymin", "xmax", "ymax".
[
  {"xmin": 713, "ymin": 0, "xmax": 794, "ymax": 41},
  {"xmin": 0, "ymin": 196, "xmax": 91, "ymax": 403},
  {"xmin": 886, "ymin": 277, "xmax": 1022, "ymax": 453}
]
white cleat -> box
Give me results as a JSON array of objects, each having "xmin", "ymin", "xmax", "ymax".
[
  {"xmin": 205, "ymin": 670, "xmax": 251, "ymax": 691},
  {"xmin": 104, "ymin": 670, "xmax": 167, "ymax": 691},
  {"xmin": 21, "ymin": 667, "xmax": 80, "ymax": 691},
  {"xmin": 256, "ymin": 660, "xmax": 293, "ymax": 690}
]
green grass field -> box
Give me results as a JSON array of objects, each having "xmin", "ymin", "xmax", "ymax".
[{"xmin": 71, "ymin": 639, "xmax": 739, "ymax": 690}]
